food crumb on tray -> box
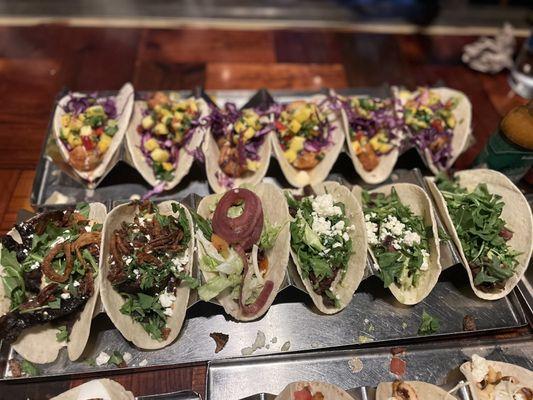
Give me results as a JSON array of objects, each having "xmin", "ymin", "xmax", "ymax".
[{"xmin": 210, "ymin": 332, "xmax": 230, "ymax": 354}]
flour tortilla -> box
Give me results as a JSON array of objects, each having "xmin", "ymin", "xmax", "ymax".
[
  {"xmin": 127, "ymin": 96, "xmax": 209, "ymax": 190},
  {"xmin": 376, "ymin": 380, "xmax": 457, "ymax": 399},
  {"xmin": 340, "ymin": 96, "xmax": 401, "ymax": 184},
  {"xmin": 53, "ymin": 83, "xmax": 134, "ymax": 183},
  {"xmin": 204, "ymin": 120, "xmax": 272, "ymax": 194},
  {"xmin": 0, "ymin": 203, "xmax": 106, "ymax": 364},
  {"xmin": 393, "ymin": 87, "xmax": 472, "ymax": 175},
  {"xmin": 426, "ymin": 169, "xmax": 533, "ymax": 300},
  {"xmin": 460, "ymin": 358, "xmax": 533, "ymax": 400},
  {"xmin": 289, "ymin": 181, "xmax": 367, "ymax": 314},
  {"xmin": 51, "ymin": 378, "xmax": 134, "ymax": 400},
  {"xmin": 275, "ymin": 381, "xmax": 354, "ymax": 400},
  {"xmin": 353, "ymin": 183, "xmax": 441, "ymax": 305},
  {"xmin": 197, "ymin": 182, "xmax": 290, "ymax": 321},
  {"xmin": 99, "ymin": 201, "xmax": 194, "ymax": 349},
  {"xmin": 271, "ymin": 95, "xmax": 344, "ymax": 188}
]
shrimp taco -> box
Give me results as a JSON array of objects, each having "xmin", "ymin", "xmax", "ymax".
[
  {"xmin": 203, "ymin": 102, "xmax": 274, "ymax": 193},
  {"xmin": 275, "ymin": 381, "xmax": 354, "ymax": 400},
  {"xmin": 354, "ymin": 183, "xmax": 441, "ymax": 305},
  {"xmin": 460, "ymin": 355, "xmax": 533, "ymax": 400},
  {"xmin": 127, "ymin": 91, "xmax": 209, "ymax": 190},
  {"xmin": 340, "ymin": 95, "xmax": 403, "ymax": 184},
  {"xmin": 285, "ymin": 181, "xmax": 367, "ymax": 314},
  {"xmin": 376, "ymin": 380, "xmax": 457, "ymax": 399},
  {"xmin": 427, "ymin": 169, "xmax": 532, "ymax": 300},
  {"xmin": 272, "ymin": 96, "xmax": 344, "ymax": 187},
  {"xmin": 394, "ymin": 87, "xmax": 472, "ymax": 175},
  {"xmin": 196, "ymin": 183, "xmax": 290, "ymax": 321},
  {"xmin": 51, "ymin": 379, "xmax": 134, "ymax": 400},
  {"xmin": 54, "ymin": 83, "xmax": 134, "ymax": 183},
  {"xmin": 0, "ymin": 203, "xmax": 105, "ymax": 364},
  {"xmin": 100, "ymin": 200, "xmax": 195, "ymax": 349}
]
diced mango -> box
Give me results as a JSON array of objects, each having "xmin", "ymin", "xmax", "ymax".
[
  {"xmin": 378, "ymin": 142, "xmax": 393, "ymax": 153},
  {"xmin": 246, "ymin": 159, "xmax": 260, "ymax": 171},
  {"xmin": 61, "ymin": 114, "xmax": 71, "ymax": 127},
  {"xmin": 294, "ymin": 106, "xmax": 312, "ymax": 123},
  {"xmin": 98, "ymin": 134, "xmax": 112, "ymax": 153},
  {"xmin": 80, "ymin": 125, "xmax": 93, "ymax": 137},
  {"xmin": 352, "ymin": 140, "xmax": 362, "ymax": 155},
  {"xmin": 243, "ymin": 127, "xmax": 256, "ymax": 141},
  {"xmin": 67, "ymin": 134, "xmax": 82, "ymax": 147},
  {"xmin": 188, "ymin": 100, "xmax": 198, "ymax": 114},
  {"xmin": 446, "ymin": 115, "xmax": 456, "ymax": 129},
  {"xmin": 142, "ymin": 115, "xmax": 155, "ymax": 130},
  {"xmin": 86, "ymin": 105, "xmax": 104, "ymax": 116},
  {"xmin": 234, "ymin": 120, "xmax": 246, "ymax": 134},
  {"xmin": 173, "ymin": 111, "xmax": 184, "ymax": 122},
  {"xmin": 144, "ymin": 138, "xmax": 160, "ymax": 151},
  {"xmin": 154, "ymin": 123, "xmax": 168, "ymax": 135},
  {"xmin": 419, "ymin": 106, "xmax": 433, "ymax": 116},
  {"xmin": 151, "ymin": 148, "xmax": 170, "ymax": 162},
  {"xmin": 289, "ymin": 136, "xmax": 306, "ymax": 152},
  {"xmin": 60, "ymin": 127, "xmax": 70, "ymax": 139},
  {"xmin": 289, "ymin": 119, "xmax": 302, "ymax": 134},
  {"xmin": 69, "ymin": 118, "xmax": 83, "ymax": 130},
  {"xmin": 162, "ymin": 162, "xmax": 174, "ymax": 171},
  {"xmin": 284, "ymin": 149, "xmax": 297, "ymax": 163},
  {"xmin": 171, "ymin": 118, "xmax": 182, "ymax": 132}
]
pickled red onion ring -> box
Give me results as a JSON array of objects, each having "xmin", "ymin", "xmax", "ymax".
[{"xmin": 212, "ymin": 188, "xmax": 264, "ymax": 251}]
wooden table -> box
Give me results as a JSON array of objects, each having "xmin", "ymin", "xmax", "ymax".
[{"xmin": 0, "ymin": 24, "xmax": 528, "ymax": 399}]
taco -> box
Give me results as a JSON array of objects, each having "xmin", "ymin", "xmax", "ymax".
[
  {"xmin": 126, "ymin": 91, "xmax": 209, "ymax": 190},
  {"xmin": 100, "ymin": 200, "xmax": 195, "ymax": 349},
  {"xmin": 53, "ymin": 83, "xmax": 134, "ymax": 183},
  {"xmin": 0, "ymin": 203, "xmax": 105, "ymax": 364},
  {"xmin": 376, "ymin": 380, "xmax": 457, "ymax": 399},
  {"xmin": 460, "ymin": 354, "xmax": 532, "ymax": 400},
  {"xmin": 285, "ymin": 181, "xmax": 367, "ymax": 314},
  {"xmin": 275, "ymin": 381, "xmax": 354, "ymax": 400},
  {"xmin": 51, "ymin": 378, "xmax": 134, "ymax": 400},
  {"xmin": 203, "ymin": 102, "xmax": 274, "ymax": 193},
  {"xmin": 427, "ymin": 169, "xmax": 532, "ymax": 300},
  {"xmin": 340, "ymin": 95, "xmax": 403, "ymax": 184},
  {"xmin": 272, "ymin": 96, "xmax": 344, "ymax": 187},
  {"xmin": 394, "ymin": 87, "xmax": 472, "ymax": 175},
  {"xmin": 196, "ymin": 183, "xmax": 290, "ymax": 321},
  {"xmin": 354, "ymin": 183, "xmax": 441, "ymax": 305}
]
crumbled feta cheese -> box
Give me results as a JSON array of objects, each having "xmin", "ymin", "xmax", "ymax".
[
  {"xmin": 138, "ymin": 359, "xmax": 148, "ymax": 367},
  {"xmin": 84, "ymin": 225, "xmax": 92, "ymax": 232},
  {"xmin": 311, "ymin": 194, "xmax": 341, "ymax": 217},
  {"xmin": 333, "ymin": 220, "xmax": 345, "ymax": 231},
  {"xmin": 420, "ymin": 249, "xmax": 429, "ymax": 271},
  {"xmin": 470, "ymin": 354, "xmax": 489, "ymax": 383},
  {"xmin": 172, "ymin": 249, "xmax": 190, "ymax": 271},
  {"xmin": 164, "ymin": 307, "xmax": 173, "ymax": 316},
  {"xmin": 332, "ymin": 242, "xmax": 342, "ymax": 248},
  {"xmin": 30, "ymin": 261, "xmax": 40, "ymax": 270},
  {"xmin": 133, "ymin": 269, "xmax": 140, "ymax": 278},
  {"xmin": 366, "ymin": 221, "xmax": 378, "ymax": 244},
  {"xmin": 73, "ymin": 280, "xmax": 80, "ymax": 287},
  {"xmin": 403, "ymin": 230, "xmax": 421, "ymax": 246},
  {"xmin": 159, "ymin": 292, "xmax": 176, "ymax": 308},
  {"xmin": 60, "ymin": 292, "xmax": 71, "ymax": 300},
  {"xmin": 392, "ymin": 240, "xmax": 401, "ymax": 250},
  {"xmin": 123, "ymin": 352, "xmax": 132, "ymax": 364},
  {"xmin": 95, "ymin": 351, "xmax": 110, "ymax": 366},
  {"xmin": 311, "ymin": 215, "xmax": 332, "ymax": 236},
  {"xmin": 50, "ymin": 236, "xmax": 66, "ymax": 247},
  {"xmin": 342, "ymin": 232, "xmax": 350, "ymax": 242},
  {"xmin": 43, "ymin": 311, "xmax": 49, "ymax": 316},
  {"xmin": 146, "ymin": 234, "xmax": 151, "ymax": 241},
  {"xmin": 123, "ymin": 256, "xmax": 133, "ymax": 265},
  {"xmin": 383, "ymin": 216, "xmax": 405, "ymax": 237}
]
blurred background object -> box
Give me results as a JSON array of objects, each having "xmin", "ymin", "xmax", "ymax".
[{"xmin": 508, "ymin": 34, "xmax": 533, "ymax": 98}]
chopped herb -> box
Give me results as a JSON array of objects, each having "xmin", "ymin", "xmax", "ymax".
[
  {"xmin": 75, "ymin": 202, "xmax": 91, "ymax": 218},
  {"xmin": 56, "ymin": 325, "xmax": 69, "ymax": 342},
  {"xmin": 21, "ymin": 360, "xmax": 40, "ymax": 376},
  {"xmin": 107, "ymin": 351, "xmax": 125, "ymax": 367},
  {"xmin": 418, "ymin": 310, "xmax": 439, "ymax": 335}
]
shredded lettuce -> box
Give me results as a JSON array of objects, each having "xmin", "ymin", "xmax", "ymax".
[
  {"xmin": 198, "ymin": 274, "xmax": 241, "ymax": 301},
  {"xmin": 259, "ymin": 220, "xmax": 286, "ymax": 250}
]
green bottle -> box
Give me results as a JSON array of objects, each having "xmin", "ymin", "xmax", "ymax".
[{"xmin": 474, "ymin": 101, "xmax": 533, "ymax": 182}]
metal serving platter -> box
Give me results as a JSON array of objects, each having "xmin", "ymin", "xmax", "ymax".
[{"xmin": 206, "ymin": 336, "xmax": 533, "ymax": 400}]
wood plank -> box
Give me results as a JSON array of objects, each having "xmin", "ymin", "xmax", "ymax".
[
  {"xmin": 133, "ymin": 61, "xmax": 206, "ymax": 91},
  {"xmin": 274, "ymin": 30, "xmax": 343, "ymax": 63},
  {"xmin": 138, "ymin": 29, "xmax": 276, "ymax": 63},
  {"xmin": 0, "ymin": 169, "xmax": 21, "ymax": 228},
  {"xmin": 206, "ymin": 62, "xmax": 347, "ymax": 89},
  {"xmin": 0, "ymin": 170, "xmax": 34, "ymax": 233}
]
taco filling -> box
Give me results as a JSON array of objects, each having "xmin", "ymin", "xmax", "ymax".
[
  {"xmin": 206, "ymin": 104, "xmax": 273, "ymax": 188},
  {"xmin": 398, "ymin": 87, "xmax": 459, "ymax": 169},
  {"xmin": 361, "ymin": 189, "xmax": 431, "ymax": 291},
  {"xmin": 275, "ymin": 100, "xmax": 333, "ymax": 170},
  {"xmin": 390, "ymin": 380, "xmax": 419, "ymax": 400},
  {"xmin": 58, "ymin": 94, "xmax": 119, "ymax": 171},
  {"xmin": 343, "ymin": 97, "xmax": 399, "ymax": 172},
  {"xmin": 286, "ymin": 188, "xmax": 354, "ymax": 308},
  {"xmin": 291, "ymin": 386, "xmax": 325, "ymax": 400},
  {"xmin": 196, "ymin": 188, "xmax": 284, "ymax": 315},
  {"xmin": 137, "ymin": 92, "xmax": 204, "ymax": 182},
  {"xmin": 0, "ymin": 205, "xmax": 101, "ymax": 345},
  {"xmin": 466, "ymin": 355, "xmax": 532, "ymax": 400},
  {"xmin": 436, "ymin": 175, "xmax": 519, "ymax": 293},
  {"xmin": 106, "ymin": 201, "xmax": 194, "ymax": 341}
]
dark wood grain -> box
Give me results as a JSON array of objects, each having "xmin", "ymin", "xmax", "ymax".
[{"xmin": 0, "ymin": 23, "xmax": 527, "ymax": 399}]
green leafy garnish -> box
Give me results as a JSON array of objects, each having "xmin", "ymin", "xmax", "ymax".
[
  {"xmin": 21, "ymin": 360, "xmax": 40, "ymax": 376},
  {"xmin": 436, "ymin": 175, "xmax": 519, "ymax": 289},
  {"xmin": 1, "ymin": 247, "xmax": 26, "ymax": 310},
  {"xmin": 418, "ymin": 310, "xmax": 440, "ymax": 335},
  {"xmin": 75, "ymin": 202, "xmax": 91, "ymax": 218},
  {"xmin": 189, "ymin": 209, "xmax": 213, "ymax": 240},
  {"xmin": 56, "ymin": 325, "xmax": 69, "ymax": 342},
  {"xmin": 153, "ymin": 162, "xmax": 174, "ymax": 182},
  {"xmin": 259, "ymin": 220, "xmax": 286, "ymax": 250},
  {"xmin": 107, "ymin": 351, "xmax": 125, "ymax": 367}
]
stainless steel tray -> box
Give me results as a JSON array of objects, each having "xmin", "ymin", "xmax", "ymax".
[
  {"xmin": 206, "ymin": 336, "xmax": 533, "ymax": 400},
  {"xmin": 2, "ymin": 168, "xmax": 531, "ymax": 381}
]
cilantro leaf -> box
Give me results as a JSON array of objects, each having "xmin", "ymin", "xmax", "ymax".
[
  {"xmin": 21, "ymin": 360, "xmax": 40, "ymax": 376},
  {"xmin": 418, "ymin": 310, "xmax": 440, "ymax": 335},
  {"xmin": 56, "ymin": 326, "xmax": 69, "ymax": 342}
]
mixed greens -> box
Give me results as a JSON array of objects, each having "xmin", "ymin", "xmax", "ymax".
[
  {"xmin": 0, "ymin": 203, "xmax": 101, "ymax": 344},
  {"xmin": 138, "ymin": 92, "xmax": 203, "ymax": 181},
  {"xmin": 436, "ymin": 175, "xmax": 519, "ymax": 291},
  {"xmin": 362, "ymin": 189, "xmax": 431, "ymax": 290},
  {"xmin": 286, "ymin": 191, "xmax": 353, "ymax": 307},
  {"xmin": 107, "ymin": 201, "xmax": 195, "ymax": 341}
]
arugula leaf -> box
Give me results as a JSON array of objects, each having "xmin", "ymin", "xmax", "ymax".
[
  {"xmin": 75, "ymin": 202, "xmax": 91, "ymax": 218},
  {"xmin": 48, "ymin": 298, "xmax": 61, "ymax": 309},
  {"xmin": 189, "ymin": 209, "xmax": 213, "ymax": 240},
  {"xmin": 418, "ymin": 310, "xmax": 440, "ymax": 335},
  {"xmin": 177, "ymin": 272, "xmax": 199, "ymax": 289},
  {"xmin": 21, "ymin": 360, "xmax": 40, "ymax": 376},
  {"xmin": 56, "ymin": 326, "xmax": 69, "ymax": 342},
  {"xmin": 107, "ymin": 351, "xmax": 125, "ymax": 367},
  {"xmin": 1, "ymin": 247, "xmax": 26, "ymax": 310}
]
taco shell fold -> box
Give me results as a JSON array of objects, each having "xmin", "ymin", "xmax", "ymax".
[
  {"xmin": 51, "ymin": 378, "xmax": 134, "ymax": 400},
  {"xmin": 376, "ymin": 380, "xmax": 457, "ymax": 399},
  {"xmin": 275, "ymin": 381, "xmax": 355, "ymax": 400},
  {"xmin": 99, "ymin": 200, "xmax": 194, "ymax": 349}
]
